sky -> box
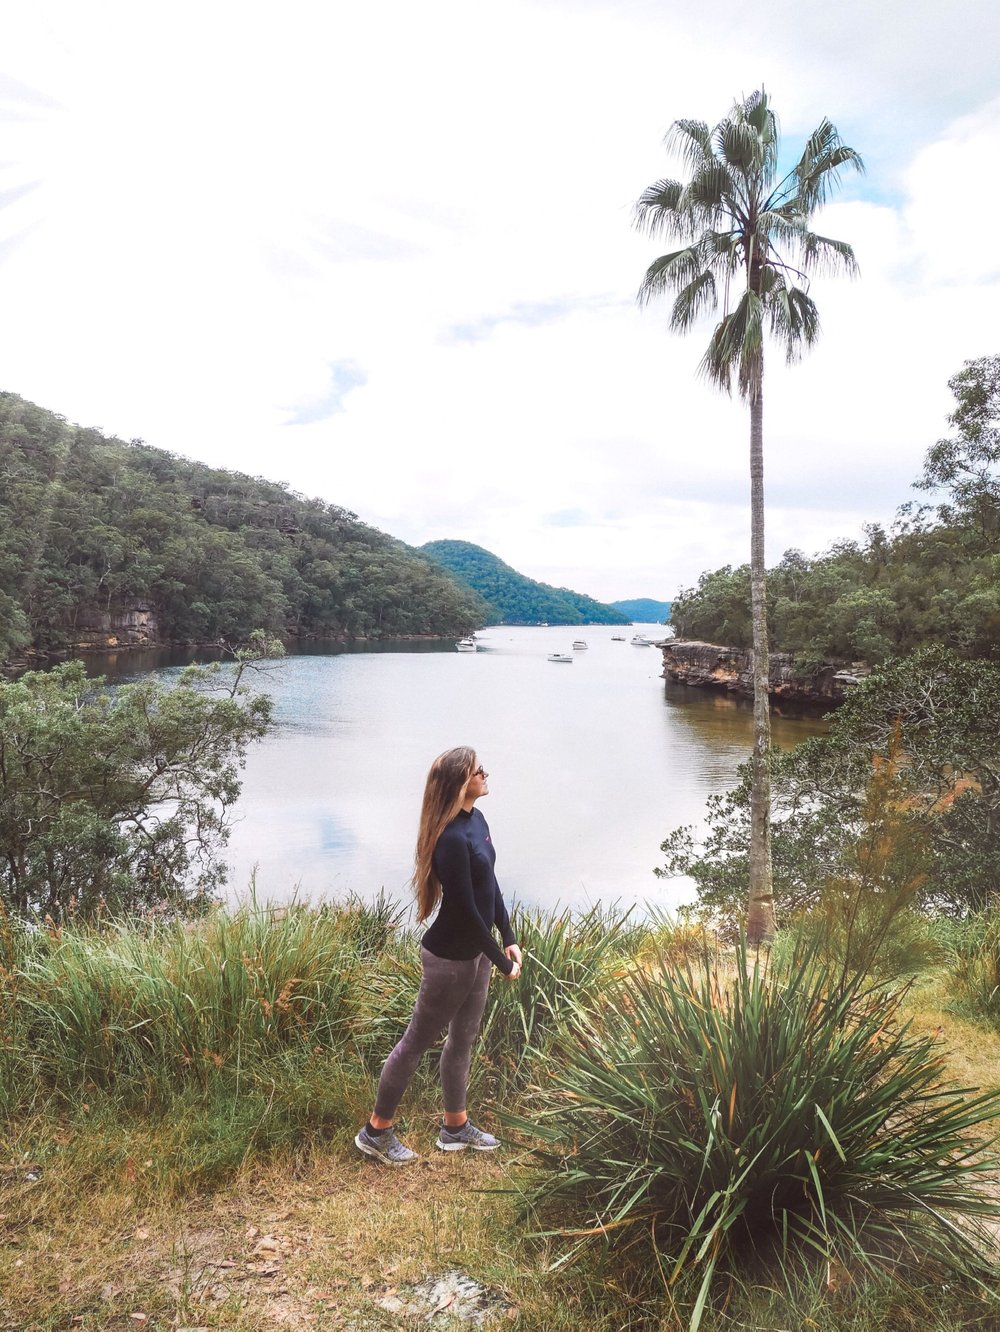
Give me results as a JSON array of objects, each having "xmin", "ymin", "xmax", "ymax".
[{"xmin": 1, "ymin": 0, "xmax": 998, "ymax": 603}]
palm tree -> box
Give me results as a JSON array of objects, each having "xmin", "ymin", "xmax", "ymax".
[{"xmin": 635, "ymin": 89, "xmax": 863, "ymax": 943}]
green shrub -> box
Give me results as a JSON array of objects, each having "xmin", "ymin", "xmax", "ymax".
[
  {"xmin": 9, "ymin": 901, "xmax": 368, "ymax": 1105},
  {"xmin": 513, "ymin": 941, "xmax": 1000, "ymax": 1332},
  {"xmin": 774, "ymin": 903, "xmax": 945, "ymax": 983}
]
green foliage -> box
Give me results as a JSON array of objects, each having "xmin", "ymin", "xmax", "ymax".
[
  {"xmin": 0, "ymin": 658, "xmax": 272, "ymax": 919},
  {"xmin": 0, "ymin": 391, "xmax": 487, "ymax": 662},
  {"xmin": 673, "ymin": 530, "xmax": 1000, "ymax": 666},
  {"xmin": 634, "ymin": 90, "xmax": 863, "ymax": 401},
  {"xmin": 420, "ymin": 539, "xmax": 629, "ymax": 625},
  {"xmin": 670, "ymin": 358, "xmax": 1000, "ymax": 665},
  {"xmin": 776, "ymin": 906, "xmax": 944, "ymax": 987},
  {"xmin": 514, "ymin": 942, "xmax": 1000, "ymax": 1332},
  {"xmin": 917, "ymin": 354, "xmax": 1000, "ymax": 549},
  {"xmin": 670, "ymin": 564, "xmax": 753, "ymax": 648},
  {"xmin": 659, "ymin": 647, "xmax": 1000, "ymax": 925},
  {"xmin": 0, "ymin": 900, "xmax": 388, "ymax": 1114},
  {"xmin": 949, "ymin": 906, "xmax": 1000, "ymax": 1026},
  {"xmin": 474, "ymin": 903, "xmax": 649, "ymax": 1096},
  {"xmin": 771, "ymin": 728, "xmax": 944, "ymax": 983}
]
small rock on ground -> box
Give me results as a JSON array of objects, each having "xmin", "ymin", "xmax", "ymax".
[{"xmin": 377, "ymin": 1269, "xmax": 515, "ymax": 1324}]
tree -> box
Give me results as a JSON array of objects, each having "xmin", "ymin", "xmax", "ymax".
[
  {"xmin": 917, "ymin": 354, "xmax": 1000, "ymax": 550},
  {"xmin": 0, "ymin": 657, "xmax": 274, "ymax": 919},
  {"xmin": 634, "ymin": 89, "xmax": 863, "ymax": 941},
  {"xmin": 658, "ymin": 647, "xmax": 1000, "ymax": 925}
]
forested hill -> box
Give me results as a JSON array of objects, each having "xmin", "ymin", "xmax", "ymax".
[
  {"xmin": 610, "ymin": 598, "xmax": 672, "ymax": 623},
  {"xmin": 419, "ymin": 540, "xmax": 629, "ymax": 625},
  {"xmin": 0, "ymin": 392, "xmax": 488, "ymax": 662}
]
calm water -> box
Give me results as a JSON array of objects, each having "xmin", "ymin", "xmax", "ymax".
[{"xmin": 95, "ymin": 626, "xmax": 827, "ymax": 917}]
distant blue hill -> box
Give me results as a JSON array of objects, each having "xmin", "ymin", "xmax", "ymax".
[
  {"xmin": 610, "ymin": 598, "xmax": 672, "ymax": 623},
  {"xmin": 420, "ymin": 540, "xmax": 630, "ymax": 626}
]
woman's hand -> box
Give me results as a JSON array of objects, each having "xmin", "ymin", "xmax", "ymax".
[{"xmin": 504, "ymin": 948, "xmax": 522, "ymax": 981}]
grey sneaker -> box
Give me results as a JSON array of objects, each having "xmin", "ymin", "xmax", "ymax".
[
  {"xmin": 435, "ymin": 1119, "xmax": 500, "ymax": 1152},
  {"xmin": 354, "ymin": 1123, "xmax": 418, "ymax": 1165}
]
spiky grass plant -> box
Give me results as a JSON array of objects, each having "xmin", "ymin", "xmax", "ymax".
[
  {"xmin": 514, "ymin": 941, "xmax": 1000, "ymax": 1332},
  {"xmin": 472, "ymin": 903, "xmax": 649, "ymax": 1097}
]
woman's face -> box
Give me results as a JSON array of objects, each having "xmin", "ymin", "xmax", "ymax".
[{"xmin": 465, "ymin": 759, "xmax": 489, "ymax": 802}]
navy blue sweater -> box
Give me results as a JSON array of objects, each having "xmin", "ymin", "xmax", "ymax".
[{"xmin": 422, "ymin": 807, "xmax": 516, "ymax": 974}]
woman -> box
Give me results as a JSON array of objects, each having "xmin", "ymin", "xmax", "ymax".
[{"xmin": 355, "ymin": 746, "xmax": 522, "ymax": 1165}]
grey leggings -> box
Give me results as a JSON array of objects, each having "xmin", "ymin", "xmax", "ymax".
[{"xmin": 374, "ymin": 946, "xmax": 492, "ymax": 1119}]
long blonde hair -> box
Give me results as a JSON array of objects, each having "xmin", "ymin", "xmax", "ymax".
[{"xmin": 413, "ymin": 746, "xmax": 477, "ymax": 922}]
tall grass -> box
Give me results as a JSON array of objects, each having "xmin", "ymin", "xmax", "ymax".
[
  {"xmin": 513, "ymin": 940, "xmax": 1000, "ymax": 1332},
  {"xmin": 348, "ymin": 902, "xmax": 660, "ymax": 1102},
  {"xmin": 4, "ymin": 897, "xmax": 653, "ymax": 1117},
  {"xmin": 473, "ymin": 903, "xmax": 649, "ymax": 1096},
  {"xmin": 2, "ymin": 897, "xmax": 411, "ymax": 1110}
]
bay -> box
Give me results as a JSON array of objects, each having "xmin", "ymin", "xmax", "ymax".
[
  {"xmin": 93, "ymin": 626, "xmax": 830, "ymax": 921},
  {"xmin": 95, "ymin": 626, "xmax": 827, "ymax": 918}
]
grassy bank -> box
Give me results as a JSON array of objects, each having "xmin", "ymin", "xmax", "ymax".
[{"xmin": 4, "ymin": 901, "xmax": 1000, "ymax": 1331}]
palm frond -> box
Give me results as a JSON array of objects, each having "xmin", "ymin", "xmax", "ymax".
[
  {"xmin": 757, "ymin": 209, "xmax": 805, "ymax": 251},
  {"xmin": 743, "ymin": 87, "xmax": 777, "ymax": 146},
  {"xmin": 666, "ymin": 119, "xmax": 713, "ymax": 173},
  {"xmin": 794, "ymin": 120, "xmax": 865, "ymax": 210},
  {"xmin": 797, "ymin": 119, "xmax": 841, "ymax": 172},
  {"xmin": 670, "ymin": 269, "xmax": 719, "ymax": 333},
  {"xmin": 701, "ymin": 229, "xmax": 743, "ymax": 281},
  {"xmin": 768, "ymin": 282, "xmax": 821, "ymax": 361},
  {"xmin": 718, "ymin": 90, "xmax": 779, "ymax": 180},
  {"xmin": 637, "ymin": 246, "xmax": 707, "ymax": 307},
  {"xmin": 684, "ymin": 159, "xmax": 737, "ymax": 213},
  {"xmin": 716, "ymin": 116, "xmax": 767, "ymax": 181},
  {"xmin": 633, "ymin": 179, "xmax": 691, "ymax": 239},
  {"xmin": 699, "ymin": 290, "xmax": 764, "ymax": 401},
  {"xmin": 800, "ymin": 230, "xmax": 860, "ymax": 278}
]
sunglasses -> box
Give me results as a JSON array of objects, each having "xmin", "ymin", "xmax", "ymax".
[{"xmin": 471, "ymin": 765, "xmax": 487, "ymax": 779}]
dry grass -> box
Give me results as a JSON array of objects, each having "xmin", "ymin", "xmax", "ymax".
[
  {"xmin": 0, "ymin": 1105, "xmax": 615, "ymax": 1332},
  {"xmin": 899, "ymin": 970, "xmax": 1000, "ymax": 1136}
]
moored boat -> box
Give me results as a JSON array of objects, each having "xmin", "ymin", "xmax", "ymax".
[
  {"xmin": 572, "ymin": 639, "xmax": 588, "ymax": 650},
  {"xmin": 547, "ymin": 653, "xmax": 573, "ymax": 663},
  {"xmin": 630, "ymin": 634, "xmax": 651, "ymax": 646},
  {"xmin": 456, "ymin": 638, "xmax": 477, "ymax": 652}
]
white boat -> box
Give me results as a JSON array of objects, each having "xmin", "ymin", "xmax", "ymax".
[
  {"xmin": 572, "ymin": 639, "xmax": 588, "ymax": 650},
  {"xmin": 547, "ymin": 653, "xmax": 573, "ymax": 663},
  {"xmin": 456, "ymin": 638, "xmax": 477, "ymax": 652},
  {"xmin": 631, "ymin": 634, "xmax": 651, "ymax": 646},
  {"xmin": 611, "ymin": 635, "xmax": 626, "ymax": 641}
]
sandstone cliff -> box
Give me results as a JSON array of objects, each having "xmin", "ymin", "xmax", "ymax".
[
  {"xmin": 659, "ymin": 639, "xmax": 866, "ymax": 708},
  {"xmin": 64, "ymin": 602, "xmax": 159, "ymax": 651}
]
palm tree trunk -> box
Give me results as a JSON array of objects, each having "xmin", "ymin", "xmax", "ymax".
[{"xmin": 746, "ymin": 385, "xmax": 774, "ymax": 945}]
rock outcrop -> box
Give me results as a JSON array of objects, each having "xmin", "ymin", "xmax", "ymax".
[
  {"xmin": 66, "ymin": 601, "xmax": 160, "ymax": 650},
  {"xmin": 659, "ymin": 639, "xmax": 866, "ymax": 709}
]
